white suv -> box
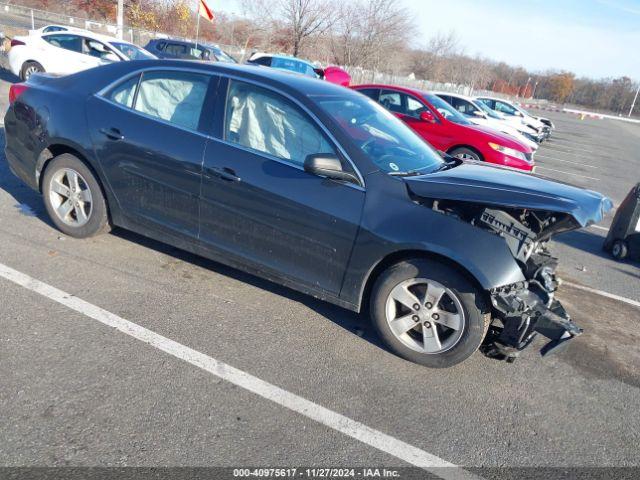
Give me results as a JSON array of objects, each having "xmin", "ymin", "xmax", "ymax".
[{"xmin": 9, "ymin": 29, "xmax": 155, "ymax": 80}]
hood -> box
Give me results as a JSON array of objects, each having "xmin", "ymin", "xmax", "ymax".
[
  {"xmin": 467, "ymin": 124, "xmax": 532, "ymax": 152},
  {"xmin": 404, "ymin": 162, "xmax": 613, "ymax": 228}
]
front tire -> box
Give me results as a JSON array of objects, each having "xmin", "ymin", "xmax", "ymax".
[
  {"xmin": 370, "ymin": 259, "xmax": 489, "ymax": 368},
  {"xmin": 42, "ymin": 154, "xmax": 111, "ymax": 238},
  {"xmin": 449, "ymin": 147, "xmax": 482, "ymax": 161},
  {"xmin": 21, "ymin": 61, "xmax": 44, "ymax": 81}
]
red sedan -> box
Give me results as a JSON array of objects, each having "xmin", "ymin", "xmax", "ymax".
[{"xmin": 352, "ymin": 84, "xmax": 535, "ymax": 171}]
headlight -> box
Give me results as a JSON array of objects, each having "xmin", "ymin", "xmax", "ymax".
[{"xmin": 488, "ymin": 142, "xmax": 528, "ymax": 162}]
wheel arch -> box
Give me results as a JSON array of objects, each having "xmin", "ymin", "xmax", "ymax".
[
  {"xmin": 37, "ymin": 142, "xmax": 97, "ymax": 192},
  {"xmin": 447, "ymin": 145, "xmax": 484, "ymax": 161},
  {"xmin": 358, "ymin": 249, "xmax": 490, "ymax": 314}
]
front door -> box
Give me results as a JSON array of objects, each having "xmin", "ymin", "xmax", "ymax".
[
  {"xmin": 379, "ymin": 90, "xmax": 450, "ymax": 151},
  {"xmin": 87, "ymin": 70, "xmax": 215, "ymax": 240},
  {"xmin": 199, "ymin": 78, "xmax": 365, "ymax": 295}
]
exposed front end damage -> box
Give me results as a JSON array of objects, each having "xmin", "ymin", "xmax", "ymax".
[
  {"xmin": 474, "ymin": 208, "xmax": 584, "ymax": 361},
  {"xmin": 430, "ymin": 202, "xmax": 586, "ymax": 361},
  {"xmin": 403, "ymin": 162, "xmax": 613, "ymax": 362}
]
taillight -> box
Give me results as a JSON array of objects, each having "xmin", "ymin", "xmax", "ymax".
[
  {"xmin": 10, "ymin": 39, "xmax": 25, "ymax": 48},
  {"xmin": 9, "ymin": 84, "xmax": 29, "ymax": 105}
]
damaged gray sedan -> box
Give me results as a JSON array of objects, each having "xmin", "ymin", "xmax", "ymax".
[{"xmin": 5, "ymin": 61, "xmax": 612, "ymax": 368}]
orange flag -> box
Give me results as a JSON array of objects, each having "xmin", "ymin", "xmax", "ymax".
[{"xmin": 199, "ymin": 0, "xmax": 215, "ymax": 23}]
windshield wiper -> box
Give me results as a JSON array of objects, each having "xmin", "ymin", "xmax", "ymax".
[{"xmin": 388, "ymin": 169, "xmax": 424, "ymax": 177}]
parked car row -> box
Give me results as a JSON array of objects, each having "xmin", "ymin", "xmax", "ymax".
[
  {"xmin": 4, "ymin": 59, "xmax": 611, "ymax": 369},
  {"xmin": 7, "ymin": 24, "xmax": 548, "ymax": 173}
]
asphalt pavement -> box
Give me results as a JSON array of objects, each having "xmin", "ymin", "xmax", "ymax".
[{"xmin": 0, "ymin": 70, "xmax": 639, "ymax": 477}]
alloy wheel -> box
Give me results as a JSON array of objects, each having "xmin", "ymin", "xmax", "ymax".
[
  {"xmin": 48, "ymin": 168, "xmax": 93, "ymax": 227},
  {"xmin": 24, "ymin": 65, "xmax": 41, "ymax": 79},
  {"xmin": 384, "ymin": 278, "xmax": 465, "ymax": 354}
]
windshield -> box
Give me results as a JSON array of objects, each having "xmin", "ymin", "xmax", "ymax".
[
  {"xmin": 210, "ymin": 45, "xmax": 236, "ymax": 63},
  {"xmin": 475, "ymin": 100, "xmax": 503, "ymax": 119},
  {"xmin": 317, "ymin": 95, "xmax": 445, "ymax": 175},
  {"xmin": 423, "ymin": 93, "xmax": 471, "ymax": 125},
  {"xmin": 111, "ymin": 42, "xmax": 155, "ymax": 60}
]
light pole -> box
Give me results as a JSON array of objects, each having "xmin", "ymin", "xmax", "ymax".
[
  {"xmin": 629, "ymin": 82, "xmax": 640, "ymax": 118},
  {"xmin": 117, "ymin": 0, "xmax": 124, "ymax": 40}
]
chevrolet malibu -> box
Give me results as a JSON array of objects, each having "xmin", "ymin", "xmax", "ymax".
[{"xmin": 4, "ymin": 61, "xmax": 612, "ymax": 368}]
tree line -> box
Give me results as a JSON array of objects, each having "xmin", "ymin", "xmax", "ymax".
[{"xmin": 10, "ymin": 0, "xmax": 639, "ymax": 115}]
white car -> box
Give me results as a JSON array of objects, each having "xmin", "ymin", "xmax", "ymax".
[
  {"xmin": 474, "ymin": 96, "xmax": 550, "ymax": 140},
  {"xmin": 9, "ymin": 30, "xmax": 155, "ymax": 80},
  {"xmin": 434, "ymin": 92, "xmax": 539, "ymax": 151}
]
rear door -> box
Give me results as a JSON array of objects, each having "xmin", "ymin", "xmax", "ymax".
[
  {"xmin": 40, "ymin": 34, "xmax": 90, "ymax": 74},
  {"xmin": 199, "ymin": 78, "xmax": 365, "ymax": 295},
  {"xmin": 87, "ymin": 69, "xmax": 216, "ymax": 242}
]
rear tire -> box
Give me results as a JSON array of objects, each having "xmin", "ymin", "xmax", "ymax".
[
  {"xmin": 369, "ymin": 259, "xmax": 490, "ymax": 368},
  {"xmin": 20, "ymin": 61, "xmax": 44, "ymax": 81},
  {"xmin": 42, "ymin": 154, "xmax": 111, "ymax": 238},
  {"xmin": 612, "ymin": 240, "xmax": 629, "ymax": 260},
  {"xmin": 449, "ymin": 147, "xmax": 482, "ymax": 162}
]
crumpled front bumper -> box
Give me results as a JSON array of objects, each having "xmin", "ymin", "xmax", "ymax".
[{"xmin": 483, "ymin": 282, "xmax": 582, "ymax": 362}]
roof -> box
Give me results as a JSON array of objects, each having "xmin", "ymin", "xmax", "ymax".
[
  {"xmin": 119, "ymin": 60, "xmax": 357, "ymax": 98},
  {"xmin": 38, "ymin": 28, "xmax": 137, "ymax": 47},
  {"xmin": 431, "ymin": 91, "xmax": 473, "ymax": 101}
]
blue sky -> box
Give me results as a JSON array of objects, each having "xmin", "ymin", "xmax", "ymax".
[{"xmin": 212, "ymin": 0, "xmax": 639, "ymax": 80}]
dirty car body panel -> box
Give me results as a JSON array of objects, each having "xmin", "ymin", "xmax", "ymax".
[{"xmin": 4, "ymin": 60, "xmax": 612, "ymax": 363}]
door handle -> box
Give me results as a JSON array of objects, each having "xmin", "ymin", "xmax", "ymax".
[
  {"xmin": 99, "ymin": 127, "xmax": 124, "ymax": 141},
  {"xmin": 206, "ymin": 166, "xmax": 241, "ymax": 182}
]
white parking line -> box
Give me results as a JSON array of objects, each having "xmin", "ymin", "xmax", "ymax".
[
  {"xmin": 536, "ymin": 154, "xmax": 598, "ymax": 168},
  {"xmin": 589, "ymin": 224, "xmax": 610, "ymax": 232},
  {"xmin": 0, "ymin": 262, "xmax": 479, "ymax": 480},
  {"xmin": 535, "ymin": 166, "xmax": 600, "ymax": 181},
  {"xmin": 545, "ymin": 144, "xmax": 595, "ymax": 154},
  {"xmin": 564, "ymin": 281, "xmax": 640, "ymax": 309}
]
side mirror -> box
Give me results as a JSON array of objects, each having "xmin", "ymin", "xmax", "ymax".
[
  {"xmin": 304, "ymin": 154, "xmax": 359, "ymax": 183},
  {"xmin": 472, "ymin": 110, "xmax": 485, "ymax": 118},
  {"xmin": 420, "ymin": 111, "xmax": 436, "ymax": 123}
]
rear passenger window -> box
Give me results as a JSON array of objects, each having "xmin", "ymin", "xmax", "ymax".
[
  {"xmin": 357, "ymin": 89, "xmax": 379, "ymax": 101},
  {"xmin": 134, "ymin": 71, "xmax": 209, "ymax": 130},
  {"xmin": 164, "ymin": 43, "xmax": 186, "ymax": 56},
  {"xmin": 379, "ymin": 91, "xmax": 403, "ymax": 113},
  {"xmin": 43, "ymin": 34, "xmax": 82, "ymax": 53},
  {"xmin": 107, "ymin": 75, "xmax": 139, "ymax": 108}
]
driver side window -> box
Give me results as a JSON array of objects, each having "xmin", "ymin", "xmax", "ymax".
[
  {"xmin": 406, "ymin": 96, "xmax": 426, "ymax": 119},
  {"xmin": 224, "ymin": 80, "xmax": 337, "ymax": 168}
]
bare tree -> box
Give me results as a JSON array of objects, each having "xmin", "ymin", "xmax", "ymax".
[
  {"xmin": 242, "ymin": 0, "xmax": 337, "ymax": 56},
  {"xmin": 330, "ymin": 0, "xmax": 415, "ymax": 71}
]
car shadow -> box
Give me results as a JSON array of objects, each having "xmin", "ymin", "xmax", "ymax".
[
  {"xmin": 0, "ymin": 67, "xmax": 20, "ymax": 84},
  {"xmin": 112, "ymin": 227, "xmax": 382, "ymax": 347}
]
